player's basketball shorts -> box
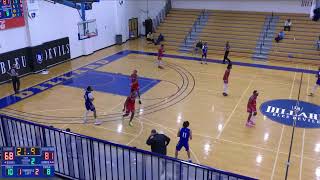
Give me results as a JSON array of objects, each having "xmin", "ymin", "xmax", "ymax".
[
  {"xmin": 202, "ymin": 53, "xmax": 207, "ymax": 58},
  {"xmin": 176, "ymin": 141, "xmax": 189, "ymax": 151},
  {"xmin": 126, "ymin": 104, "xmax": 135, "ymax": 113},
  {"xmin": 131, "ymin": 87, "xmax": 139, "ymax": 93},
  {"xmin": 85, "ymin": 103, "xmax": 95, "ymax": 111}
]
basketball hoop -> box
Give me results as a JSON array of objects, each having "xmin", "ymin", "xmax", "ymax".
[{"xmin": 78, "ymin": 19, "xmax": 98, "ymax": 40}]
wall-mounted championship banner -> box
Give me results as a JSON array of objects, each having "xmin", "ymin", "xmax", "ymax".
[
  {"xmin": 0, "ymin": 47, "xmax": 32, "ymax": 83},
  {"xmin": 30, "ymin": 37, "xmax": 71, "ymax": 72},
  {"xmin": 260, "ymin": 99, "xmax": 320, "ymax": 128}
]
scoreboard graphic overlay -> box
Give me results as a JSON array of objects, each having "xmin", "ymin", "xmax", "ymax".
[
  {"xmin": 1, "ymin": 147, "xmax": 55, "ymax": 178},
  {"xmin": 0, "ymin": 0, "xmax": 25, "ymax": 30}
]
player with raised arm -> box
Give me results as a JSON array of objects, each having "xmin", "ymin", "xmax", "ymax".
[
  {"xmin": 175, "ymin": 121, "xmax": 192, "ymax": 162},
  {"xmin": 83, "ymin": 86, "xmax": 101, "ymax": 125},
  {"xmin": 246, "ymin": 90, "xmax": 259, "ymax": 127}
]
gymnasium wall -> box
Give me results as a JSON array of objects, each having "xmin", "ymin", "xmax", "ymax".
[
  {"xmin": 0, "ymin": 25, "xmax": 29, "ymax": 54},
  {"xmin": 172, "ymin": 0, "xmax": 311, "ymax": 14},
  {"xmin": 138, "ymin": 0, "xmax": 167, "ymax": 35},
  {"xmin": 28, "ymin": 0, "xmax": 132, "ymax": 59},
  {"xmin": 27, "ymin": 1, "xmax": 84, "ymax": 58},
  {"xmin": 0, "ymin": 0, "xmax": 167, "ymax": 58}
]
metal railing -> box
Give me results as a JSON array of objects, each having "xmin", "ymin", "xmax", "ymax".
[
  {"xmin": 153, "ymin": 0, "xmax": 172, "ymax": 31},
  {"xmin": 0, "ymin": 114, "xmax": 257, "ymax": 180},
  {"xmin": 259, "ymin": 12, "xmax": 274, "ymax": 54},
  {"xmin": 184, "ymin": 9, "xmax": 206, "ymax": 45}
]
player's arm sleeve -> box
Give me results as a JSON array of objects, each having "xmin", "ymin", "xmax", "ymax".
[
  {"xmin": 190, "ymin": 130, "xmax": 193, "ymax": 140},
  {"xmin": 177, "ymin": 129, "xmax": 180, "ymax": 137}
]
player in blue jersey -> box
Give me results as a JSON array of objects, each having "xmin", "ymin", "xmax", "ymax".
[
  {"xmin": 175, "ymin": 121, "xmax": 192, "ymax": 162},
  {"xmin": 83, "ymin": 86, "xmax": 101, "ymax": 125},
  {"xmin": 201, "ymin": 42, "xmax": 208, "ymax": 64},
  {"xmin": 309, "ymin": 67, "xmax": 320, "ymax": 96}
]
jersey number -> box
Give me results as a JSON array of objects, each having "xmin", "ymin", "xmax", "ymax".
[{"xmin": 182, "ymin": 132, "xmax": 187, "ymax": 138}]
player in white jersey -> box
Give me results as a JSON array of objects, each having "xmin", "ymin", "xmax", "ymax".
[{"xmin": 83, "ymin": 86, "xmax": 101, "ymax": 125}]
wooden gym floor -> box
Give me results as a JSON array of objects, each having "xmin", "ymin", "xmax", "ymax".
[{"xmin": 0, "ymin": 39, "xmax": 319, "ymax": 180}]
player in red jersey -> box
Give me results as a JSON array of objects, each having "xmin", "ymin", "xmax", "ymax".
[
  {"xmin": 223, "ymin": 64, "xmax": 232, "ymax": 96},
  {"xmin": 131, "ymin": 79, "xmax": 142, "ymax": 104},
  {"xmin": 131, "ymin": 70, "xmax": 138, "ymax": 83},
  {"xmin": 246, "ymin": 90, "xmax": 259, "ymax": 127},
  {"xmin": 157, "ymin": 44, "xmax": 165, "ymax": 69},
  {"xmin": 123, "ymin": 91, "xmax": 137, "ymax": 126},
  {"xmin": 130, "ymin": 70, "xmax": 142, "ymax": 104}
]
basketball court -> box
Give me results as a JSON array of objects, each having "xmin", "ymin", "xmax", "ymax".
[{"xmin": 0, "ymin": 40, "xmax": 319, "ymax": 179}]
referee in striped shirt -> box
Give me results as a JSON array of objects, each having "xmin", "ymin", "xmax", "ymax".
[{"xmin": 7, "ymin": 64, "xmax": 20, "ymax": 94}]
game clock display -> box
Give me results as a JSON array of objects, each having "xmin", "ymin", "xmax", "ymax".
[
  {"xmin": 0, "ymin": 0, "xmax": 25, "ymax": 30},
  {"xmin": 1, "ymin": 147, "xmax": 55, "ymax": 178}
]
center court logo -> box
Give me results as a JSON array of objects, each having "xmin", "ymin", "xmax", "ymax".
[{"xmin": 260, "ymin": 99, "xmax": 320, "ymax": 128}]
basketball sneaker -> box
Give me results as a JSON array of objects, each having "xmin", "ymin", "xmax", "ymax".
[
  {"xmin": 94, "ymin": 120, "xmax": 102, "ymax": 125},
  {"xmin": 246, "ymin": 121, "xmax": 254, "ymax": 127}
]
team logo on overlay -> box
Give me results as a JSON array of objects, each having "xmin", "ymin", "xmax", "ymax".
[{"xmin": 260, "ymin": 99, "xmax": 320, "ymax": 128}]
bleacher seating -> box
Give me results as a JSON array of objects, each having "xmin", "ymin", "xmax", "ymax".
[
  {"xmin": 154, "ymin": 9, "xmax": 201, "ymax": 50},
  {"xmin": 197, "ymin": 10, "xmax": 268, "ymax": 59},
  {"xmin": 269, "ymin": 13, "xmax": 320, "ymax": 65},
  {"xmin": 155, "ymin": 9, "xmax": 320, "ymax": 65}
]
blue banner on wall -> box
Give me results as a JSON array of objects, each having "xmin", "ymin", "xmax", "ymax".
[{"xmin": 260, "ymin": 99, "xmax": 320, "ymax": 128}]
